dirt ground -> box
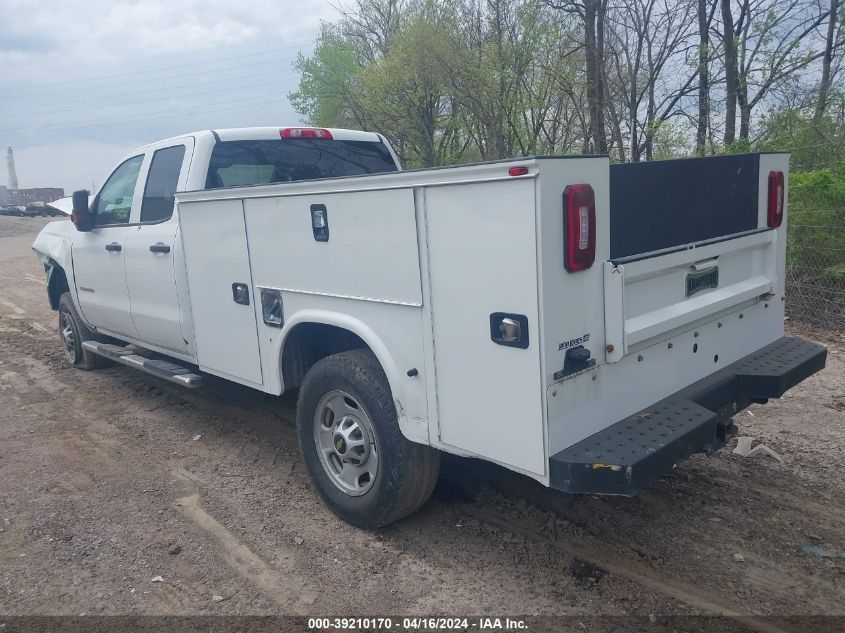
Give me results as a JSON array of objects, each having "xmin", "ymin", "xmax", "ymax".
[{"xmin": 0, "ymin": 216, "xmax": 843, "ymax": 624}]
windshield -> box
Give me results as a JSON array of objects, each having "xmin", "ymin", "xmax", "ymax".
[{"xmin": 205, "ymin": 138, "xmax": 398, "ymax": 189}]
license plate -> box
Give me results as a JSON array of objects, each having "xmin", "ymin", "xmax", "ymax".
[{"xmin": 686, "ymin": 266, "xmax": 719, "ymax": 297}]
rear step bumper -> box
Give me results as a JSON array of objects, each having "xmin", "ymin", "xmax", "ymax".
[
  {"xmin": 549, "ymin": 336, "xmax": 826, "ymax": 496},
  {"xmin": 81, "ymin": 341, "xmax": 203, "ymax": 389}
]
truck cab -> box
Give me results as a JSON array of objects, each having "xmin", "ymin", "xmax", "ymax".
[{"xmin": 34, "ymin": 127, "xmax": 401, "ymax": 362}]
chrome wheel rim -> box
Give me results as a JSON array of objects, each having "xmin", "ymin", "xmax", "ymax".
[
  {"xmin": 59, "ymin": 312, "xmax": 76, "ymax": 363},
  {"xmin": 314, "ymin": 390, "xmax": 379, "ymax": 496}
]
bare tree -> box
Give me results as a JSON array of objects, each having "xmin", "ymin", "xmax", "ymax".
[
  {"xmin": 720, "ymin": 0, "xmax": 744, "ymax": 144},
  {"xmin": 736, "ymin": 0, "xmax": 829, "ymax": 140},
  {"xmin": 697, "ymin": 0, "xmax": 719, "ymax": 153},
  {"xmin": 547, "ymin": 0, "xmax": 610, "ymax": 153},
  {"xmin": 815, "ymin": 0, "xmax": 841, "ymax": 122},
  {"xmin": 337, "ymin": 0, "xmax": 407, "ymax": 62},
  {"xmin": 607, "ymin": 0, "xmax": 697, "ymax": 160}
]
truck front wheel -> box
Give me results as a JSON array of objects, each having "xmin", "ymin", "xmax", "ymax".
[
  {"xmin": 57, "ymin": 292, "xmax": 108, "ymax": 370},
  {"xmin": 296, "ymin": 349, "xmax": 439, "ymax": 528}
]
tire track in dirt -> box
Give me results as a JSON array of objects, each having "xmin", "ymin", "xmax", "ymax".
[
  {"xmin": 173, "ymin": 493, "xmax": 317, "ymax": 614},
  {"xmin": 438, "ymin": 454, "xmax": 844, "ymax": 617},
  {"xmin": 456, "ymin": 503, "xmax": 795, "ymax": 633},
  {"xmin": 0, "ymin": 331, "xmax": 323, "ymax": 614}
]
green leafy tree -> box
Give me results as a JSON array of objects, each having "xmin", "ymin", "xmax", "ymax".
[{"xmin": 289, "ymin": 24, "xmax": 368, "ymax": 128}]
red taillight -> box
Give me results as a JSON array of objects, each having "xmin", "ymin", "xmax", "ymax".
[
  {"xmin": 280, "ymin": 127, "xmax": 333, "ymax": 139},
  {"xmin": 767, "ymin": 171, "xmax": 784, "ymax": 228},
  {"xmin": 563, "ymin": 184, "xmax": 596, "ymax": 272},
  {"xmin": 508, "ymin": 166, "xmax": 528, "ymax": 177}
]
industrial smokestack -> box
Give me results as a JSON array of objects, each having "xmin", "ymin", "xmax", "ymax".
[{"xmin": 6, "ymin": 147, "xmax": 19, "ymax": 190}]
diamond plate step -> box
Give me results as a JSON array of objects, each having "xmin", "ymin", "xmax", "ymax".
[
  {"xmin": 734, "ymin": 336, "xmax": 827, "ymax": 399},
  {"xmin": 549, "ymin": 399, "xmax": 717, "ymax": 496}
]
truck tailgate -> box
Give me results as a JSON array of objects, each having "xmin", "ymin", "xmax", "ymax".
[
  {"xmin": 604, "ymin": 229, "xmax": 776, "ymax": 361},
  {"xmin": 603, "ymin": 153, "xmax": 787, "ymax": 362}
]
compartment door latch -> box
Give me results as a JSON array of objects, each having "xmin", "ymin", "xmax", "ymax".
[
  {"xmin": 555, "ymin": 345, "xmax": 595, "ymax": 380},
  {"xmin": 490, "ymin": 313, "xmax": 529, "ymax": 349}
]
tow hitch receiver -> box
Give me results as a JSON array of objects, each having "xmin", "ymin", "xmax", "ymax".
[{"xmin": 549, "ymin": 336, "xmax": 826, "ymax": 496}]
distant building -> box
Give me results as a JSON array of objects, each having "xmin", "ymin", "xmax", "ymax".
[
  {"xmin": 8, "ymin": 187, "xmax": 65, "ymax": 206},
  {"xmin": 0, "ymin": 185, "xmax": 7, "ymax": 205}
]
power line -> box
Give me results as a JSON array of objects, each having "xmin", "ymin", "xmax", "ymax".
[
  {"xmin": 0, "ymin": 56, "xmax": 301, "ymax": 100},
  {"xmin": 0, "ymin": 91, "xmax": 289, "ymax": 134},
  {"xmin": 0, "ymin": 44, "xmax": 308, "ymax": 94},
  {"xmin": 0, "ymin": 69, "xmax": 299, "ymax": 117}
]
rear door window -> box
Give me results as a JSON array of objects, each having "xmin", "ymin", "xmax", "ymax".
[
  {"xmin": 141, "ymin": 145, "xmax": 186, "ymax": 223},
  {"xmin": 205, "ymin": 139, "xmax": 398, "ymax": 189}
]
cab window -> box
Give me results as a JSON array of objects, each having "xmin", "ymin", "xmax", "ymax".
[
  {"xmin": 205, "ymin": 139, "xmax": 398, "ymax": 189},
  {"xmin": 92, "ymin": 155, "xmax": 144, "ymax": 226},
  {"xmin": 140, "ymin": 145, "xmax": 186, "ymax": 223}
]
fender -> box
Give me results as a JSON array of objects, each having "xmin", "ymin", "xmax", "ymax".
[
  {"xmin": 32, "ymin": 220, "xmax": 74, "ymax": 273},
  {"xmin": 31, "ymin": 221, "xmax": 81, "ymax": 312},
  {"xmin": 277, "ymin": 309, "xmax": 430, "ymax": 445}
]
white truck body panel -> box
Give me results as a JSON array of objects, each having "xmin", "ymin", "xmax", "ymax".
[
  {"xmin": 72, "ymin": 222, "xmax": 142, "ymax": 339},
  {"xmin": 244, "ymin": 189, "xmax": 422, "ymax": 306},
  {"xmin": 172, "ymin": 153, "xmax": 788, "ymax": 482},
  {"xmin": 33, "ymin": 127, "xmax": 811, "ymax": 494},
  {"xmin": 424, "ymin": 178, "xmax": 545, "ymax": 474},
  {"xmin": 124, "ymin": 136, "xmax": 196, "ymax": 354},
  {"xmin": 180, "ymin": 199, "xmax": 264, "ymax": 386}
]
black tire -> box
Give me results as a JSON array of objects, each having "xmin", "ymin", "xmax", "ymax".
[
  {"xmin": 297, "ymin": 349, "xmax": 440, "ymax": 529},
  {"xmin": 57, "ymin": 292, "xmax": 109, "ymax": 370}
]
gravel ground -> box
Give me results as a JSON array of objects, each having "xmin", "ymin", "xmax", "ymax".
[{"xmin": 0, "ymin": 216, "xmax": 843, "ymax": 623}]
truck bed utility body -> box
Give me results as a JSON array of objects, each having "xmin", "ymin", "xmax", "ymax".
[{"xmin": 33, "ymin": 127, "xmax": 825, "ymax": 525}]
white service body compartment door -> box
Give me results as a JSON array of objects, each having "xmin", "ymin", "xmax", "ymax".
[
  {"xmin": 425, "ymin": 179, "xmax": 545, "ymax": 476},
  {"xmin": 243, "ymin": 188, "xmax": 421, "ymax": 305},
  {"xmin": 178, "ymin": 199, "xmax": 263, "ymax": 385}
]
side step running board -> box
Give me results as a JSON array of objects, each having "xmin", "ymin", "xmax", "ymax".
[{"xmin": 81, "ymin": 341, "xmax": 202, "ymax": 389}]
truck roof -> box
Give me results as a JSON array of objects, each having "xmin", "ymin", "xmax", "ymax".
[{"xmin": 138, "ymin": 126, "xmax": 383, "ymax": 149}]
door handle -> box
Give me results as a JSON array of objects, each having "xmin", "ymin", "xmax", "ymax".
[
  {"xmin": 149, "ymin": 243, "xmax": 171, "ymax": 254},
  {"xmin": 105, "ymin": 242, "xmax": 122, "ymax": 252}
]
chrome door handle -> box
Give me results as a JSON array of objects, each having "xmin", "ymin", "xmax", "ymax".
[
  {"xmin": 149, "ymin": 243, "xmax": 171, "ymax": 254},
  {"xmin": 105, "ymin": 242, "xmax": 122, "ymax": 252}
]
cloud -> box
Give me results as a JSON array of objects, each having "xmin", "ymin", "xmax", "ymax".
[
  {"xmin": 0, "ymin": 0, "xmax": 335, "ymax": 83},
  {"xmin": 0, "ymin": 0, "xmax": 336, "ymax": 189}
]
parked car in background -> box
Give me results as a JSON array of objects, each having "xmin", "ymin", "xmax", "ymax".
[
  {"xmin": 1, "ymin": 206, "xmax": 26, "ymax": 217},
  {"xmin": 25, "ymin": 202, "xmax": 48, "ymax": 217}
]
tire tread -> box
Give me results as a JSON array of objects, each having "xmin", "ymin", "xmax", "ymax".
[
  {"xmin": 58, "ymin": 292, "xmax": 109, "ymax": 370},
  {"xmin": 297, "ymin": 348, "xmax": 439, "ymax": 528}
]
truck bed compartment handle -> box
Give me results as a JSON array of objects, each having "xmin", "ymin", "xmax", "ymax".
[{"xmin": 149, "ymin": 243, "xmax": 171, "ymax": 254}]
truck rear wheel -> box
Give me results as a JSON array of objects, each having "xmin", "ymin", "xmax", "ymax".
[
  {"xmin": 57, "ymin": 292, "xmax": 108, "ymax": 370},
  {"xmin": 296, "ymin": 349, "xmax": 439, "ymax": 528}
]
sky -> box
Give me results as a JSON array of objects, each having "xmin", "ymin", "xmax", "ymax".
[{"xmin": 0, "ymin": 0, "xmax": 338, "ymax": 193}]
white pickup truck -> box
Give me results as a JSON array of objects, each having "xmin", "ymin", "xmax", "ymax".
[{"xmin": 33, "ymin": 126, "xmax": 827, "ymax": 528}]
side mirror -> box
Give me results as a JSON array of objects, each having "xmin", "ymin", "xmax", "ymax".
[{"xmin": 71, "ymin": 190, "xmax": 92, "ymax": 232}]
